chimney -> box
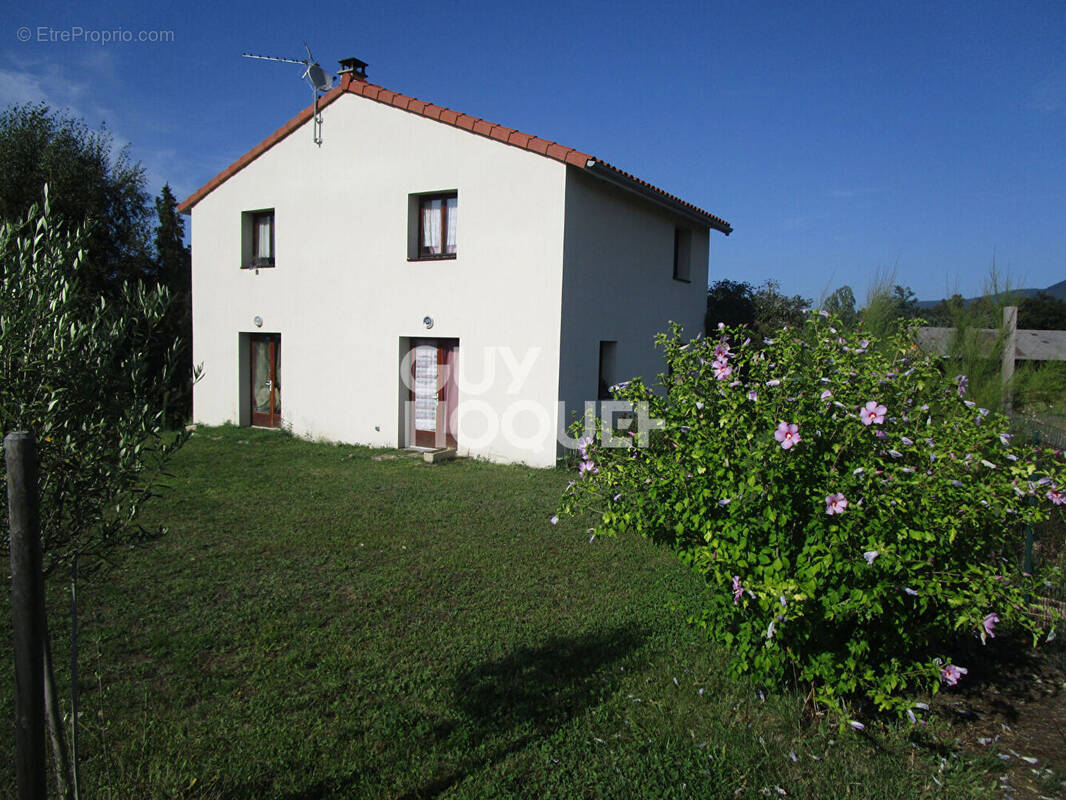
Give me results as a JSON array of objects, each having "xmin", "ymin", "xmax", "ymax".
[{"xmin": 338, "ymin": 57, "xmax": 368, "ymax": 81}]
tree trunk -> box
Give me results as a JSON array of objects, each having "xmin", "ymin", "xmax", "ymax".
[
  {"xmin": 42, "ymin": 623, "xmax": 74, "ymax": 800},
  {"xmin": 69, "ymin": 558, "xmax": 82, "ymax": 800}
]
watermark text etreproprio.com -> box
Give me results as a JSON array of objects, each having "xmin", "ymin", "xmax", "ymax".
[{"xmin": 16, "ymin": 26, "xmax": 175, "ymax": 44}]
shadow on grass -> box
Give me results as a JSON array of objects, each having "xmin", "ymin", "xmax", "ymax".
[
  {"xmin": 252, "ymin": 625, "xmax": 647, "ymax": 800},
  {"xmin": 400, "ymin": 624, "xmax": 648, "ymax": 800},
  {"xmin": 453, "ymin": 624, "xmax": 647, "ymax": 727}
]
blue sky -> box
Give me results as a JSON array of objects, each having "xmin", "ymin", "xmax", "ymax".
[{"xmin": 3, "ymin": 0, "xmax": 1065, "ymax": 303}]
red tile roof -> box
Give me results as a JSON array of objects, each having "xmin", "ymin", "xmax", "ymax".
[{"xmin": 179, "ymin": 74, "xmax": 732, "ymax": 234}]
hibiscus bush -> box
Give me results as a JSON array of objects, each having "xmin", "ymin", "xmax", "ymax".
[{"xmin": 557, "ymin": 313, "xmax": 1065, "ymax": 717}]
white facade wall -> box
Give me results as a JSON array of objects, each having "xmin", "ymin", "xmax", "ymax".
[
  {"xmin": 557, "ymin": 169, "xmax": 709, "ymax": 432},
  {"xmin": 190, "ymin": 93, "xmax": 568, "ymax": 466},
  {"xmin": 189, "ymin": 90, "xmax": 719, "ymax": 467}
]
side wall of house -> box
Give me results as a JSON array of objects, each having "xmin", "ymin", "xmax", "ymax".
[
  {"xmin": 189, "ymin": 91, "xmax": 567, "ymax": 466},
  {"xmin": 557, "ymin": 169, "xmax": 710, "ymax": 443}
]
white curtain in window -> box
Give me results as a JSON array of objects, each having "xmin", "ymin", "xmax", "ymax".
[
  {"xmin": 445, "ymin": 196, "xmax": 457, "ymax": 254},
  {"xmin": 413, "ymin": 344, "xmax": 438, "ymax": 431},
  {"xmin": 252, "ymin": 340, "xmax": 271, "ymax": 412},
  {"xmin": 422, "ymin": 198, "xmax": 442, "ymax": 254},
  {"xmin": 256, "ymin": 215, "xmax": 273, "ymax": 259}
]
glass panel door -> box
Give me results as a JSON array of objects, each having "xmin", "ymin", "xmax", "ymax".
[
  {"xmin": 409, "ymin": 339, "xmax": 458, "ymax": 448},
  {"xmin": 412, "ymin": 342, "xmax": 439, "ymax": 447},
  {"xmin": 250, "ymin": 333, "xmax": 281, "ymax": 427}
]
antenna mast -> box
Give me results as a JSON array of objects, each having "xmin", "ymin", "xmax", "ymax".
[{"xmin": 242, "ymin": 44, "xmax": 336, "ymax": 145}]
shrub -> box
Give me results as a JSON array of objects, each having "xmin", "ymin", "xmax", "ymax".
[
  {"xmin": 557, "ymin": 313, "xmax": 1065, "ymax": 718},
  {"xmin": 1, "ymin": 189, "xmax": 190, "ymax": 577}
]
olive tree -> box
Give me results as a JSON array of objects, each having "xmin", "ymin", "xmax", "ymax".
[{"xmin": 1, "ymin": 190, "xmax": 195, "ymax": 796}]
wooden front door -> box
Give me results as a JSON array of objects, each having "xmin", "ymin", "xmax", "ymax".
[
  {"xmin": 250, "ymin": 333, "xmax": 281, "ymax": 428},
  {"xmin": 410, "ymin": 338, "xmax": 458, "ymax": 448}
]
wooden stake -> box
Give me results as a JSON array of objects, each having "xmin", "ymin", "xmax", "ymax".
[{"xmin": 6, "ymin": 431, "xmax": 47, "ymax": 800}]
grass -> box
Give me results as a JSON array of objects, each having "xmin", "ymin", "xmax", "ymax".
[{"xmin": 0, "ymin": 425, "xmax": 1023, "ymax": 798}]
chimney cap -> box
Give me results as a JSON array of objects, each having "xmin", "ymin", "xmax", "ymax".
[{"xmin": 338, "ymin": 57, "xmax": 368, "ymax": 80}]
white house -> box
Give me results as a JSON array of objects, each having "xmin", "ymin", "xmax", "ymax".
[{"xmin": 180, "ymin": 59, "xmax": 731, "ymax": 467}]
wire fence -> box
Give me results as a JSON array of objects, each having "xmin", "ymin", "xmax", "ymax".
[
  {"xmin": 1007, "ymin": 413, "xmax": 1066, "ymax": 629},
  {"xmin": 1008, "ymin": 413, "xmax": 1066, "ymax": 452}
]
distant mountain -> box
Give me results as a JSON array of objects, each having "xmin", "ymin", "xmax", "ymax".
[
  {"xmin": 917, "ymin": 280, "xmax": 1066, "ymax": 309},
  {"xmin": 1042, "ymin": 279, "xmax": 1066, "ymax": 301}
]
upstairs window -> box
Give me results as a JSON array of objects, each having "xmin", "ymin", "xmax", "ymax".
[
  {"xmin": 416, "ymin": 193, "xmax": 457, "ymax": 259},
  {"xmin": 252, "ymin": 211, "xmax": 275, "ymax": 267},
  {"xmin": 598, "ymin": 340, "xmax": 618, "ymax": 400},
  {"xmin": 672, "ymin": 227, "xmax": 692, "ymax": 282},
  {"xmin": 242, "ymin": 209, "xmax": 275, "ymax": 269}
]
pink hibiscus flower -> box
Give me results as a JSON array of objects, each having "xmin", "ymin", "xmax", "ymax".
[
  {"xmin": 825, "ymin": 493, "xmax": 848, "ymax": 515},
  {"xmin": 860, "ymin": 401, "xmax": 887, "ymax": 426},
  {"xmin": 940, "ymin": 664, "xmax": 968, "ymax": 686},
  {"xmin": 774, "ymin": 421, "xmax": 801, "ymax": 450},
  {"xmin": 982, "ymin": 613, "xmax": 999, "ymax": 640}
]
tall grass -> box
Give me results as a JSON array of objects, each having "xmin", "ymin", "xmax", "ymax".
[
  {"xmin": 858, "ymin": 269, "xmax": 1066, "ymax": 417},
  {"xmin": 928, "ymin": 270, "xmax": 1016, "ymax": 413}
]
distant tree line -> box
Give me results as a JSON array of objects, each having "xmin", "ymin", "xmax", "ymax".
[
  {"xmin": 707, "ymin": 280, "xmax": 1066, "ymax": 337},
  {"xmin": 0, "ymin": 102, "xmax": 192, "ymax": 425},
  {"xmin": 705, "ymin": 277, "xmax": 1066, "ymax": 417},
  {"xmin": 922, "ymin": 291, "xmax": 1066, "ymax": 330}
]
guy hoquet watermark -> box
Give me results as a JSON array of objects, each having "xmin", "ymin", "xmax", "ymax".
[
  {"xmin": 399, "ymin": 345, "xmax": 664, "ymax": 453},
  {"xmin": 16, "ymin": 26, "xmax": 175, "ymax": 44},
  {"xmin": 402, "ymin": 398, "xmax": 664, "ymax": 452}
]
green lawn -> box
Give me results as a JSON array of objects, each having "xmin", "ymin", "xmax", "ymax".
[{"xmin": 0, "ymin": 425, "xmax": 1019, "ymax": 798}]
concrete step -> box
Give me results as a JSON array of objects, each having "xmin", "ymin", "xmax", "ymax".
[{"xmin": 423, "ymin": 447, "xmax": 457, "ymax": 464}]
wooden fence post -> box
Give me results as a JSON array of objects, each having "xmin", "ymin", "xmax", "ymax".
[
  {"xmin": 1002, "ymin": 306, "xmax": 1018, "ymax": 412},
  {"xmin": 6, "ymin": 431, "xmax": 47, "ymax": 800}
]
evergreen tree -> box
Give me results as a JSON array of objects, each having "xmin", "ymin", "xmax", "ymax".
[
  {"xmin": 823, "ymin": 285, "xmax": 858, "ymax": 327},
  {"xmin": 890, "ymin": 285, "xmax": 920, "ymax": 319},
  {"xmin": 153, "ymin": 184, "xmax": 192, "ymax": 424}
]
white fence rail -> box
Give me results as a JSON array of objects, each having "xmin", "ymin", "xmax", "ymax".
[{"xmin": 914, "ymin": 306, "xmax": 1066, "ymax": 411}]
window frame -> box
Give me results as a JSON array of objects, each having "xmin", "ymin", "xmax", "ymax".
[
  {"xmin": 672, "ymin": 226, "xmax": 692, "ymax": 283},
  {"xmin": 251, "ymin": 210, "xmax": 275, "ymax": 269},
  {"xmin": 415, "ymin": 192, "xmax": 458, "ymax": 261},
  {"xmin": 598, "ymin": 340, "xmax": 618, "ymax": 401}
]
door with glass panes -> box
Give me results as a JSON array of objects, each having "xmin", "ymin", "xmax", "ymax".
[
  {"xmin": 250, "ymin": 333, "xmax": 281, "ymax": 428},
  {"xmin": 409, "ymin": 338, "xmax": 458, "ymax": 448}
]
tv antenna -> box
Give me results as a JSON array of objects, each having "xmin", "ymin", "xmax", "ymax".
[{"xmin": 242, "ymin": 44, "xmax": 336, "ymax": 145}]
